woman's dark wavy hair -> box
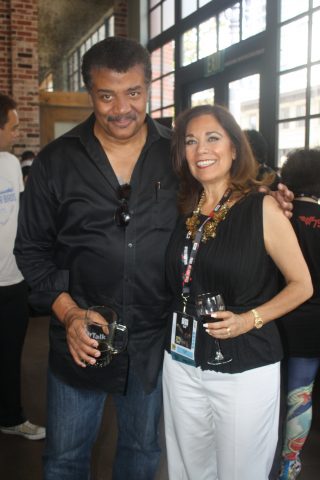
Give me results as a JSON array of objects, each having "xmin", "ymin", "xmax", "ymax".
[
  {"xmin": 281, "ymin": 148, "xmax": 320, "ymax": 197},
  {"xmin": 172, "ymin": 104, "xmax": 264, "ymax": 214},
  {"xmin": 81, "ymin": 36, "xmax": 152, "ymax": 91}
]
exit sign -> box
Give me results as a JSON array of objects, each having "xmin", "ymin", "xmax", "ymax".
[{"xmin": 204, "ymin": 51, "xmax": 225, "ymax": 77}]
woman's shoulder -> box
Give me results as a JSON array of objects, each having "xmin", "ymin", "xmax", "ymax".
[
  {"xmin": 223, "ymin": 192, "xmax": 265, "ymax": 232},
  {"xmin": 240, "ymin": 190, "xmax": 281, "ymax": 212},
  {"xmin": 233, "ymin": 190, "xmax": 265, "ymax": 211},
  {"xmin": 262, "ymin": 192, "xmax": 284, "ymax": 216}
]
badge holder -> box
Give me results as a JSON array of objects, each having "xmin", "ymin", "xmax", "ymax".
[{"xmin": 170, "ymin": 311, "xmax": 198, "ymax": 366}]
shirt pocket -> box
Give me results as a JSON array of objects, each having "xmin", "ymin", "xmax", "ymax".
[{"xmin": 152, "ymin": 188, "xmax": 178, "ymax": 231}]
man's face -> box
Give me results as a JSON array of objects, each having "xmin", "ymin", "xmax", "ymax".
[
  {"xmin": 0, "ymin": 109, "xmax": 19, "ymax": 152},
  {"xmin": 88, "ymin": 65, "xmax": 149, "ymax": 142}
]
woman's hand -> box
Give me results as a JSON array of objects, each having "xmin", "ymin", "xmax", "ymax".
[{"xmin": 203, "ymin": 311, "xmax": 253, "ymax": 339}]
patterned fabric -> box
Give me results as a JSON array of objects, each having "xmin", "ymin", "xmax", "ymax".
[
  {"xmin": 280, "ymin": 357, "xmax": 320, "ymax": 479},
  {"xmin": 278, "ymin": 457, "xmax": 302, "ymax": 480},
  {"xmin": 282, "ymin": 382, "xmax": 313, "ymax": 460}
]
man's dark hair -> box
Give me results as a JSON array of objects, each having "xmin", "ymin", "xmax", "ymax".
[
  {"xmin": 244, "ymin": 129, "xmax": 268, "ymax": 165},
  {"xmin": 81, "ymin": 36, "xmax": 152, "ymax": 90},
  {"xmin": 281, "ymin": 148, "xmax": 320, "ymax": 197},
  {"xmin": 21, "ymin": 150, "xmax": 35, "ymax": 161},
  {"xmin": 0, "ymin": 93, "xmax": 17, "ymax": 129},
  {"xmin": 244, "ymin": 128, "xmax": 279, "ymax": 186}
]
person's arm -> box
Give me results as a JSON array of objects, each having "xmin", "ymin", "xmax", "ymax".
[
  {"xmin": 52, "ymin": 292, "xmax": 99, "ymax": 367},
  {"xmin": 260, "ymin": 182, "xmax": 294, "ymax": 219},
  {"xmin": 205, "ymin": 195, "xmax": 313, "ymax": 338},
  {"xmin": 15, "ymin": 156, "xmax": 101, "ymax": 367},
  {"xmin": 259, "ymin": 183, "xmax": 294, "ymax": 218},
  {"xmin": 15, "ymin": 155, "xmax": 70, "ymax": 312}
]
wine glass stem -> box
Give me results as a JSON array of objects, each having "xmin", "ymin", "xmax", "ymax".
[{"xmin": 214, "ymin": 339, "xmax": 224, "ymax": 359}]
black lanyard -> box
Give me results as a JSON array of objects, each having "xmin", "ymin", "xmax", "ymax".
[{"xmin": 181, "ymin": 188, "xmax": 232, "ymax": 312}]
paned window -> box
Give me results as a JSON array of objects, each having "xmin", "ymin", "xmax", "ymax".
[
  {"xmin": 67, "ymin": 16, "xmax": 114, "ymax": 91},
  {"xmin": 191, "ymin": 88, "xmax": 215, "ymax": 107},
  {"xmin": 150, "ymin": 41, "xmax": 175, "ymax": 118},
  {"xmin": 149, "ymin": 0, "xmax": 175, "ymax": 39},
  {"xmin": 277, "ymin": 1, "xmax": 320, "ymax": 165},
  {"xmin": 148, "ymin": 1, "xmax": 267, "ymax": 120},
  {"xmin": 229, "ymin": 74, "xmax": 260, "ymax": 130},
  {"xmin": 181, "ymin": 1, "xmax": 266, "ymax": 67}
]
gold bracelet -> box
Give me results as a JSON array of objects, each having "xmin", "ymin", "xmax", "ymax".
[{"xmin": 251, "ymin": 308, "xmax": 263, "ymax": 329}]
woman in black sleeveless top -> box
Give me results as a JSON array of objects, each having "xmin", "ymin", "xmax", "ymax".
[{"xmin": 162, "ymin": 105, "xmax": 312, "ymax": 480}]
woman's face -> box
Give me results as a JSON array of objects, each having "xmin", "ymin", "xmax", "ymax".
[{"xmin": 184, "ymin": 114, "xmax": 236, "ymax": 189}]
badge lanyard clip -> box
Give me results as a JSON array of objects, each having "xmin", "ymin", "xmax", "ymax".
[{"xmin": 181, "ymin": 293, "xmax": 188, "ymax": 313}]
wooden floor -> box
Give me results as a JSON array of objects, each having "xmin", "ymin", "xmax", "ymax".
[{"xmin": 0, "ymin": 316, "xmax": 319, "ymax": 479}]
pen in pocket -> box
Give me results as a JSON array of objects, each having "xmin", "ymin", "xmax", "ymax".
[{"xmin": 155, "ymin": 181, "xmax": 161, "ymax": 201}]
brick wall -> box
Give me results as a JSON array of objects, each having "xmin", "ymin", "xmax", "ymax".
[
  {"xmin": 0, "ymin": 0, "xmax": 129, "ymax": 156},
  {"xmin": 0, "ymin": 0, "xmax": 12, "ymax": 94},
  {"xmin": 0, "ymin": 0, "xmax": 39, "ymax": 156},
  {"xmin": 114, "ymin": 0, "xmax": 128, "ymax": 37}
]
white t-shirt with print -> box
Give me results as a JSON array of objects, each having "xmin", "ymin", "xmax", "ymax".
[{"xmin": 0, "ymin": 152, "xmax": 24, "ymax": 286}]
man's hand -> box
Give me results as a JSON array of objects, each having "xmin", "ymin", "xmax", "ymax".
[
  {"xmin": 52, "ymin": 293, "xmax": 100, "ymax": 367},
  {"xmin": 259, "ymin": 183, "xmax": 293, "ymax": 218}
]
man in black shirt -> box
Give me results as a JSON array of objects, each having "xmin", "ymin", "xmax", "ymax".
[
  {"xmin": 15, "ymin": 37, "xmax": 293, "ymax": 480},
  {"xmin": 15, "ymin": 37, "xmax": 178, "ymax": 480}
]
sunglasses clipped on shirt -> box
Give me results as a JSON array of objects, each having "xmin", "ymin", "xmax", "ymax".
[{"xmin": 114, "ymin": 183, "xmax": 132, "ymax": 227}]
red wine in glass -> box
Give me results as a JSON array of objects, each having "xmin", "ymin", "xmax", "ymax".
[
  {"xmin": 200, "ymin": 314, "xmax": 221, "ymax": 325},
  {"xmin": 196, "ymin": 293, "xmax": 232, "ymax": 365}
]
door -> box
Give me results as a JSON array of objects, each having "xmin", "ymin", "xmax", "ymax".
[
  {"xmin": 182, "ymin": 56, "xmax": 262, "ymax": 130},
  {"xmin": 39, "ymin": 91, "xmax": 92, "ymax": 148}
]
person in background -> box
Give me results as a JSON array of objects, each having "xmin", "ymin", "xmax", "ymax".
[
  {"xmin": 14, "ymin": 38, "xmax": 294, "ymax": 480},
  {"xmin": 20, "ymin": 150, "xmax": 35, "ymax": 185},
  {"xmin": 163, "ymin": 104, "xmax": 312, "ymax": 480},
  {"xmin": 244, "ymin": 128, "xmax": 281, "ymax": 187},
  {"xmin": 277, "ymin": 149, "xmax": 320, "ymax": 480},
  {"xmin": 0, "ymin": 92, "xmax": 45, "ymax": 441}
]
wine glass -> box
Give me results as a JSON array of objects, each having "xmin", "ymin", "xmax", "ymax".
[
  {"xmin": 85, "ymin": 305, "xmax": 128, "ymax": 368},
  {"xmin": 195, "ymin": 293, "xmax": 232, "ymax": 365}
]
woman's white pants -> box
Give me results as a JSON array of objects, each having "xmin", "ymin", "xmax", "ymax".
[{"xmin": 163, "ymin": 352, "xmax": 280, "ymax": 480}]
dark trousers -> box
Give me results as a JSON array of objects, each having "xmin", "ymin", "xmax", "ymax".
[{"xmin": 0, "ymin": 281, "xmax": 29, "ymax": 426}]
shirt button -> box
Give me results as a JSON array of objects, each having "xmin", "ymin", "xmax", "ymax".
[{"xmin": 128, "ymin": 243, "xmax": 133, "ymax": 248}]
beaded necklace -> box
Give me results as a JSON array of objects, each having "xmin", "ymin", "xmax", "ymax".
[{"xmin": 186, "ymin": 188, "xmax": 233, "ymax": 243}]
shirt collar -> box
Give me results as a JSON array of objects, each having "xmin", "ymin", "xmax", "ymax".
[{"xmin": 63, "ymin": 113, "xmax": 172, "ymax": 144}]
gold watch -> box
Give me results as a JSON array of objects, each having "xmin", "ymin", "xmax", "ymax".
[{"xmin": 251, "ymin": 308, "xmax": 263, "ymax": 329}]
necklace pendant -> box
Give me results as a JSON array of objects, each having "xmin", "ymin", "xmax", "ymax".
[{"xmin": 185, "ymin": 189, "xmax": 233, "ymax": 243}]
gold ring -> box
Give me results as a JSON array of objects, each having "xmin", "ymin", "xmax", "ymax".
[{"xmin": 227, "ymin": 327, "xmax": 231, "ymax": 337}]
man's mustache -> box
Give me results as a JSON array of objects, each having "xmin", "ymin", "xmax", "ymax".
[{"xmin": 107, "ymin": 113, "xmax": 137, "ymax": 122}]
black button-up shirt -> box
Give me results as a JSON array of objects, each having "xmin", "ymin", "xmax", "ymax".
[{"xmin": 15, "ymin": 114, "xmax": 178, "ymax": 393}]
